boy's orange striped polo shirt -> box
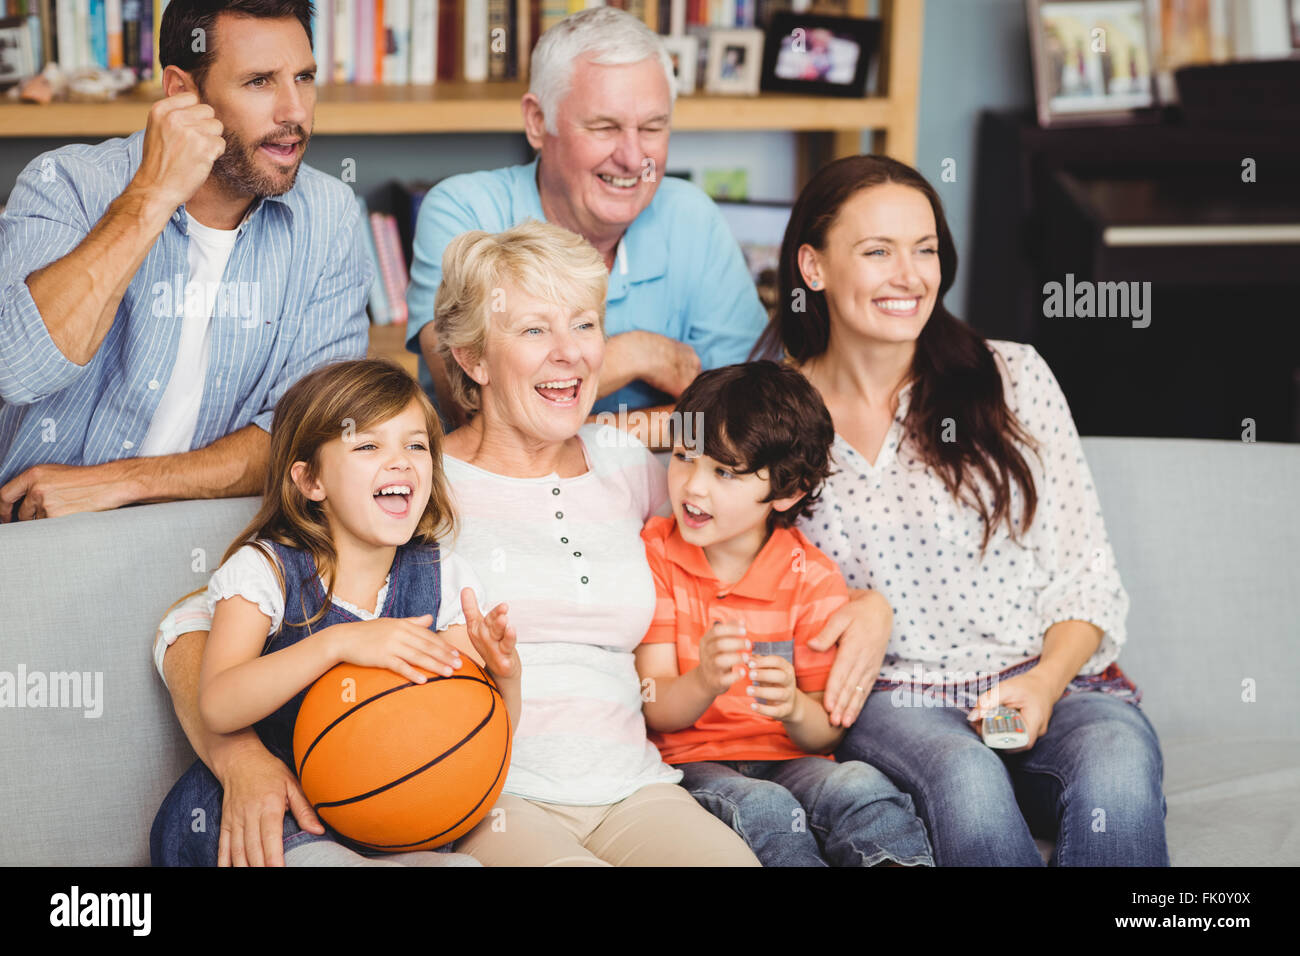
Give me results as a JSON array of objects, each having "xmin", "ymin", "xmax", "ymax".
[{"xmin": 640, "ymin": 515, "xmax": 852, "ymax": 764}]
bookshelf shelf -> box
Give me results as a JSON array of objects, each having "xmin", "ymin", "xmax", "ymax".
[
  {"xmin": 0, "ymin": 82, "xmax": 899, "ymax": 137},
  {"xmin": 2, "ymin": 2, "xmax": 923, "ymax": 167}
]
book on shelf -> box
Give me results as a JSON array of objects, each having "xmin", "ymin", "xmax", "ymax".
[
  {"xmin": 378, "ymin": 212, "xmax": 411, "ymax": 324},
  {"xmin": 371, "ymin": 209, "xmax": 409, "ymax": 324},
  {"xmin": 379, "ymin": 178, "xmax": 435, "ymax": 266},
  {"xmin": 356, "ymin": 198, "xmax": 393, "ymax": 326},
  {"xmin": 355, "ymin": 0, "xmax": 376, "ymax": 83},
  {"xmin": 5, "ymin": 0, "xmax": 772, "ymax": 90},
  {"xmin": 311, "ymin": 0, "xmax": 331, "ymax": 82},
  {"xmin": 409, "ymin": 0, "xmax": 436, "ymax": 83},
  {"xmin": 333, "ymin": 0, "xmax": 353, "ymax": 81},
  {"xmin": 382, "ymin": 0, "xmax": 411, "ymax": 84},
  {"xmin": 104, "ymin": 0, "xmax": 121, "ymax": 67},
  {"xmin": 436, "ymin": 0, "xmax": 455, "ymax": 80},
  {"xmin": 463, "ymin": 0, "xmax": 487, "ymax": 81}
]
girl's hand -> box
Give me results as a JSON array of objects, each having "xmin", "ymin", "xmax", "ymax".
[
  {"xmin": 747, "ymin": 654, "xmax": 799, "ymax": 721},
  {"xmin": 967, "ymin": 668, "xmax": 1061, "ymax": 751},
  {"xmin": 461, "ymin": 588, "xmax": 521, "ymax": 682},
  {"xmin": 329, "ymin": 615, "xmax": 463, "ymax": 684},
  {"xmin": 696, "ymin": 621, "xmax": 751, "ymax": 697}
]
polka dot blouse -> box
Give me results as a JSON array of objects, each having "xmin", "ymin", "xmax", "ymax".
[{"xmin": 797, "ymin": 340, "xmax": 1130, "ymax": 685}]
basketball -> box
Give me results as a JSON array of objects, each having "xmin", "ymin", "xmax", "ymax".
[{"xmin": 293, "ymin": 657, "xmax": 512, "ymax": 852}]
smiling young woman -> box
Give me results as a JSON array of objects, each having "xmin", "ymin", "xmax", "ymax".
[{"xmin": 756, "ymin": 154, "xmax": 1169, "ymax": 867}]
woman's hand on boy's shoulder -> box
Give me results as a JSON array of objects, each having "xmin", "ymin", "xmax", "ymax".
[{"xmin": 461, "ymin": 588, "xmax": 520, "ymax": 683}]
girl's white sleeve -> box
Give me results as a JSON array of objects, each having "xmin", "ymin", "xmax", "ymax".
[
  {"xmin": 435, "ymin": 549, "xmax": 487, "ymax": 631},
  {"xmin": 205, "ymin": 544, "xmax": 286, "ymax": 635}
]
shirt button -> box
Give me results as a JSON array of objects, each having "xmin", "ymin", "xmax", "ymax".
[
  {"xmin": 573, "ymin": 551, "xmax": 581, "ymax": 557},
  {"xmin": 551, "ymin": 488, "xmax": 560, "ymax": 496},
  {"xmin": 581, "ymin": 576, "xmax": 589, "ymax": 584},
  {"xmin": 555, "ymin": 511, "xmax": 563, "ymax": 519},
  {"xmin": 148, "ymin": 379, "xmax": 160, "ymax": 390},
  {"xmin": 122, "ymin": 440, "xmax": 134, "ymax": 450},
  {"xmin": 560, "ymin": 537, "xmax": 568, "ymax": 544}
]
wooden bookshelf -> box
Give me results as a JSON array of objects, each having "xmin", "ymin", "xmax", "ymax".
[
  {"xmin": 367, "ymin": 323, "xmax": 419, "ymax": 378},
  {"xmin": 0, "ymin": 1, "xmax": 924, "ymax": 167}
]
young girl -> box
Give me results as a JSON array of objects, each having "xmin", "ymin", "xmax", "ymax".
[{"xmin": 151, "ymin": 358, "xmax": 520, "ymax": 867}]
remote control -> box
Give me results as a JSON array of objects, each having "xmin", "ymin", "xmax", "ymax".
[{"xmin": 980, "ymin": 706, "xmax": 1029, "ymax": 749}]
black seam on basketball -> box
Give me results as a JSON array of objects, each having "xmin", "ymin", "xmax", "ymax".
[
  {"xmin": 296, "ymin": 673, "xmax": 495, "ymax": 778},
  {"xmin": 332, "ymin": 686, "xmax": 511, "ymax": 851},
  {"xmin": 311, "ymin": 680, "xmax": 503, "ymax": 811}
]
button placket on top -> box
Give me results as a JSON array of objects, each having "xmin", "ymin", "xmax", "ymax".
[{"xmin": 551, "ymin": 484, "xmax": 591, "ymax": 592}]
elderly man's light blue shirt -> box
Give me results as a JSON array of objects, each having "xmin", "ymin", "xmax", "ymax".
[
  {"xmin": 0, "ymin": 130, "xmax": 371, "ymax": 488},
  {"xmin": 404, "ymin": 157, "xmax": 768, "ymax": 415}
]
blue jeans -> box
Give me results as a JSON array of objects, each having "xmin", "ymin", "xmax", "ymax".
[
  {"xmin": 676, "ymin": 756, "xmax": 934, "ymax": 867},
  {"xmin": 836, "ymin": 690, "xmax": 1170, "ymax": 866}
]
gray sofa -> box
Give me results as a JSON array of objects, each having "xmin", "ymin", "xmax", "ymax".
[{"xmin": 2, "ymin": 437, "xmax": 1297, "ymax": 866}]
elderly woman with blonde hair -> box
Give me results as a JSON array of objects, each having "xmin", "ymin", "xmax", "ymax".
[{"xmin": 428, "ymin": 219, "xmax": 765, "ymax": 864}]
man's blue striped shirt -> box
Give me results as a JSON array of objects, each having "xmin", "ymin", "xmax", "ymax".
[{"xmin": 0, "ymin": 129, "xmax": 371, "ymax": 487}]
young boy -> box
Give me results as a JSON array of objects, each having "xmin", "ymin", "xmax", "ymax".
[{"xmin": 635, "ymin": 361, "xmax": 933, "ymax": 867}]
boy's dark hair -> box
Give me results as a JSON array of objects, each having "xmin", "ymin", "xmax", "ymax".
[
  {"xmin": 671, "ymin": 360, "xmax": 836, "ymax": 531},
  {"xmin": 161, "ymin": 0, "xmax": 314, "ymax": 91}
]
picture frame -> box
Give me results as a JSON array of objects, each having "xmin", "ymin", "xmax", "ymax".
[
  {"xmin": 1292, "ymin": 0, "xmax": 1300, "ymax": 52},
  {"xmin": 663, "ymin": 34, "xmax": 699, "ymax": 96},
  {"xmin": 760, "ymin": 13, "xmax": 881, "ymax": 98},
  {"xmin": 704, "ymin": 28, "xmax": 764, "ymax": 96},
  {"xmin": 1027, "ymin": 0, "xmax": 1159, "ymax": 127}
]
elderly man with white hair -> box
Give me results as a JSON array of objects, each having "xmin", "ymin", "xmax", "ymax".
[{"xmin": 406, "ymin": 6, "xmax": 768, "ymax": 443}]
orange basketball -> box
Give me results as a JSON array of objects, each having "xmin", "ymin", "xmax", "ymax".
[{"xmin": 293, "ymin": 657, "xmax": 512, "ymax": 852}]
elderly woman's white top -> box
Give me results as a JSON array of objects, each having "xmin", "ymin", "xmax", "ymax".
[
  {"xmin": 443, "ymin": 423, "xmax": 683, "ymax": 805},
  {"xmin": 798, "ymin": 340, "xmax": 1130, "ymax": 685}
]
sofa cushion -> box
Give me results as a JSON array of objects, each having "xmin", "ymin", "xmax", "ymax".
[
  {"xmin": 0, "ymin": 497, "xmax": 259, "ymax": 866},
  {"xmin": 1082, "ymin": 438, "xmax": 1300, "ymax": 744}
]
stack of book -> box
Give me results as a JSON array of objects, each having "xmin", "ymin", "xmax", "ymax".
[
  {"xmin": 357, "ymin": 180, "xmax": 433, "ymax": 326},
  {"xmin": 2, "ymin": 0, "xmax": 837, "ymax": 90},
  {"xmin": 0, "ymin": 0, "xmax": 158, "ymax": 81}
]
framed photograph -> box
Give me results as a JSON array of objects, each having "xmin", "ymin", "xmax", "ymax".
[
  {"xmin": 1028, "ymin": 0, "xmax": 1158, "ymax": 126},
  {"xmin": 704, "ymin": 28, "xmax": 764, "ymax": 96},
  {"xmin": 663, "ymin": 34, "xmax": 699, "ymax": 96},
  {"xmin": 760, "ymin": 13, "xmax": 880, "ymax": 98}
]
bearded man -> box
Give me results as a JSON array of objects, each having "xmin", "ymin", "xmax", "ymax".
[{"xmin": 0, "ymin": 0, "xmax": 369, "ymax": 522}]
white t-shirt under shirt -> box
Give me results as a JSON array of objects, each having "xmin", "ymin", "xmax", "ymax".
[
  {"xmin": 138, "ymin": 215, "xmax": 240, "ymax": 457},
  {"xmin": 441, "ymin": 423, "xmax": 683, "ymax": 806}
]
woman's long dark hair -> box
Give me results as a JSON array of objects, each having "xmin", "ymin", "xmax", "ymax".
[{"xmin": 755, "ymin": 154, "xmax": 1038, "ymax": 549}]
